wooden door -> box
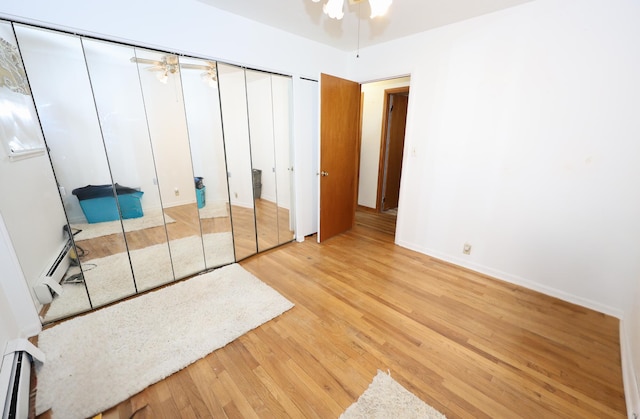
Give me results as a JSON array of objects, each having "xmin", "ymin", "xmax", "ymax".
[
  {"xmin": 382, "ymin": 94, "xmax": 408, "ymax": 211},
  {"xmin": 318, "ymin": 73, "xmax": 361, "ymax": 242}
]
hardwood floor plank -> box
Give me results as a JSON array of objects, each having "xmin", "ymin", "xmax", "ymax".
[{"xmin": 62, "ymin": 209, "xmax": 625, "ymax": 418}]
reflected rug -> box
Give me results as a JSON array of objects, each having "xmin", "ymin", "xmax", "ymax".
[
  {"xmin": 198, "ymin": 201, "xmax": 228, "ymax": 219},
  {"xmin": 36, "ymin": 263, "xmax": 294, "ymax": 419},
  {"xmin": 341, "ymin": 371, "xmax": 446, "ymax": 419},
  {"xmin": 72, "ymin": 210, "xmax": 176, "ymax": 241},
  {"xmin": 44, "ymin": 232, "xmax": 235, "ymax": 322}
]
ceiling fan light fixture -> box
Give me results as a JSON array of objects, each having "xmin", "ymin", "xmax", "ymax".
[
  {"xmin": 368, "ymin": 0, "xmax": 392, "ymax": 18},
  {"xmin": 323, "ymin": 0, "xmax": 345, "ymax": 20},
  {"xmin": 156, "ymin": 71, "xmax": 169, "ymax": 84},
  {"xmin": 313, "ymin": 0, "xmax": 391, "ymax": 20}
]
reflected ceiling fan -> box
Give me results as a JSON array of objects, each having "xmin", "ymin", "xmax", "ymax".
[{"xmin": 130, "ymin": 55, "xmax": 217, "ymax": 86}]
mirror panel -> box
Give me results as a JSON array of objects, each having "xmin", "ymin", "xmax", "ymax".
[
  {"xmin": 217, "ymin": 63, "xmax": 257, "ymax": 260},
  {"xmin": 134, "ymin": 48, "xmax": 206, "ymax": 280},
  {"xmin": 14, "ymin": 25, "xmax": 136, "ymax": 311},
  {"xmin": 0, "ymin": 20, "xmax": 87, "ymax": 323},
  {"xmin": 82, "ymin": 39, "xmax": 174, "ymax": 292},
  {"xmin": 179, "ymin": 57, "xmax": 234, "ymax": 269},
  {"xmin": 271, "ymin": 75, "xmax": 295, "ymax": 245},
  {"xmin": 245, "ymin": 70, "xmax": 279, "ymax": 252}
]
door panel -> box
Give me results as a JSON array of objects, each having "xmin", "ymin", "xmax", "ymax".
[
  {"xmin": 319, "ymin": 74, "xmax": 361, "ymax": 242},
  {"xmin": 382, "ymin": 94, "xmax": 408, "ymax": 211}
]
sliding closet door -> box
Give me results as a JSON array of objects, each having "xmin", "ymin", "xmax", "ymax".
[
  {"xmin": 134, "ymin": 48, "xmax": 206, "ymax": 279},
  {"xmin": 82, "ymin": 39, "xmax": 174, "ymax": 292},
  {"xmin": 217, "ymin": 63, "xmax": 257, "ymax": 260},
  {"xmin": 246, "ymin": 69, "xmax": 279, "ymax": 252},
  {"xmin": 14, "ymin": 25, "xmax": 136, "ymax": 312},
  {"xmin": 0, "ymin": 21, "xmax": 75, "ymax": 322},
  {"xmin": 271, "ymin": 75, "xmax": 295, "ymax": 245},
  {"xmin": 180, "ymin": 58, "xmax": 235, "ymax": 269}
]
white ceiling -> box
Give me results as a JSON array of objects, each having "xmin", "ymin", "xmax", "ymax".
[{"xmin": 198, "ymin": 0, "xmax": 533, "ymax": 51}]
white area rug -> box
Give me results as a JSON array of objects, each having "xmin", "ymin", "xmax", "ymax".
[
  {"xmin": 72, "ymin": 211, "xmax": 175, "ymax": 241},
  {"xmin": 198, "ymin": 201, "xmax": 228, "ymax": 219},
  {"xmin": 341, "ymin": 371, "xmax": 446, "ymax": 419},
  {"xmin": 36, "ymin": 263, "xmax": 294, "ymax": 419},
  {"xmin": 44, "ymin": 232, "xmax": 235, "ymax": 321}
]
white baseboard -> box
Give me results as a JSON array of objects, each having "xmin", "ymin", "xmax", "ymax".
[
  {"xmin": 621, "ymin": 321, "xmax": 640, "ymax": 418},
  {"xmin": 394, "ymin": 239, "xmax": 623, "ymax": 319}
]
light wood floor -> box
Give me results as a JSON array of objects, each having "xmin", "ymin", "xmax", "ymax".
[{"xmin": 75, "ymin": 210, "xmax": 628, "ymax": 418}]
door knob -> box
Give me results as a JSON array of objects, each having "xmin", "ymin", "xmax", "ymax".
[{"xmin": 321, "ymin": 171, "xmax": 329, "ymax": 177}]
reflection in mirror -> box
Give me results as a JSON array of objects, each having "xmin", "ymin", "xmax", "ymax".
[
  {"xmin": 245, "ymin": 70, "xmax": 279, "ymax": 251},
  {"xmin": 15, "ymin": 25, "xmax": 135, "ymax": 315},
  {"xmin": 134, "ymin": 48, "xmax": 205, "ymax": 279},
  {"xmin": 271, "ymin": 75, "xmax": 295, "ymax": 245},
  {"xmin": 217, "ymin": 63, "xmax": 257, "ymax": 260},
  {"xmin": 180, "ymin": 58, "xmax": 235, "ymax": 269},
  {"xmin": 82, "ymin": 39, "xmax": 174, "ymax": 292},
  {"xmin": 0, "ymin": 20, "xmax": 88, "ymax": 323}
]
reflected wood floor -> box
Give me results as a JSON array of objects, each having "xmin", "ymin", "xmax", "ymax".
[{"xmin": 47, "ymin": 210, "xmax": 624, "ymax": 418}]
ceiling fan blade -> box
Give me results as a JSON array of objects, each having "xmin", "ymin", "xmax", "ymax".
[
  {"xmin": 179, "ymin": 63, "xmax": 209, "ymax": 70},
  {"xmin": 145, "ymin": 65, "xmax": 166, "ymax": 72},
  {"xmin": 130, "ymin": 57, "xmax": 162, "ymax": 66}
]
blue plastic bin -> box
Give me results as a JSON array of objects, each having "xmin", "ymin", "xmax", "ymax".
[
  {"xmin": 196, "ymin": 186, "xmax": 206, "ymax": 209},
  {"xmin": 73, "ymin": 184, "xmax": 144, "ymax": 223}
]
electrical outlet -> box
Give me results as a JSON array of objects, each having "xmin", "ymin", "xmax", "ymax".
[
  {"xmin": 463, "ymin": 243, "xmax": 472, "ymax": 255},
  {"xmin": 174, "ymin": 188, "xmax": 180, "ymax": 196}
]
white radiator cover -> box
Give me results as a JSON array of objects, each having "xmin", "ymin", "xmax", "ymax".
[
  {"xmin": 0, "ymin": 339, "xmax": 45, "ymax": 418},
  {"xmin": 33, "ymin": 240, "xmax": 71, "ymax": 305}
]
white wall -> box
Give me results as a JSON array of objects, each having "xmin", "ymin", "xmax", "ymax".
[
  {"xmin": 353, "ymin": 0, "xmax": 640, "ymax": 318},
  {"xmin": 0, "ymin": 0, "xmax": 350, "ymax": 80},
  {"xmin": 358, "ymin": 77, "xmax": 411, "ymax": 209},
  {"xmin": 353, "ymin": 1, "xmax": 640, "ymax": 412},
  {"xmin": 0, "ymin": 213, "xmax": 42, "ymax": 347}
]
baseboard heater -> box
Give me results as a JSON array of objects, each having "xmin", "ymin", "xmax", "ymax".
[
  {"xmin": 0, "ymin": 340, "xmax": 45, "ymax": 419},
  {"xmin": 33, "ymin": 239, "xmax": 71, "ymax": 304}
]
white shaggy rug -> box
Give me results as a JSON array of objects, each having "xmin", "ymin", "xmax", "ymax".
[
  {"xmin": 44, "ymin": 232, "xmax": 235, "ymax": 321},
  {"xmin": 198, "ymin": 201, "xmax": 228, "ymax": 219},
  {"xmin": 341, "ymin": 371, "xmax": 446, "ymax": 419},
  {"xmin": 72, "ymin": 211, "xmax": 176, "ymax": 241},
  {"xmin": 36, "ymin": 263, "xmax": 294, "ymax": 419}
]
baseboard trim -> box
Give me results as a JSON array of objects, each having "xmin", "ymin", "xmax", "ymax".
[
  {"xmin": 357, "ymin": 205, "xmax": 378, "ymax": 214},
  {"xmin": 621, "ymin": 321, "xmax": 640, "ymax": 418},
  {"xmin": 394, "ymin": 239, "xmax": 623, "ymax": 319}
]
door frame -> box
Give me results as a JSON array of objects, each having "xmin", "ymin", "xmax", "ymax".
[{"xmin": 375, "ymin": 86, "xmax": 410, "ymax": 212}]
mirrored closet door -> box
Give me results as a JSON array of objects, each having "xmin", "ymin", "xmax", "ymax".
[
  {"xmin": 217, "ymin": 63, "xmax": 258, "ymax": 261},
  {"xmin": 2, "ymin": 20, "xmax": 295, "ymax": 325},
  {"xmin": 180, "ymin": 57, "xmax": 235, "ymax": 269},
  {"xmin": 82, "ymin": 40, "xmax": 174, "ymax": 293},
  {"xmin": 15, "ymin": 25, "xmax": 137, "ymax": 313}
]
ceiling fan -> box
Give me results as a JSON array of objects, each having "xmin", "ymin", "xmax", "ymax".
[{"xmin": 130, "ymin": 55, "xmax": 217, "ymax": 85}]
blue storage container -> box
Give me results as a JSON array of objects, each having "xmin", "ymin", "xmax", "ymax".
[
  {"xmin": 73, "ymin": 184, "xmax": 144, "ymax": 223},
  {"xmin": 196, "ymin": 186, "xmax": 206, "ymax": 209}
]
